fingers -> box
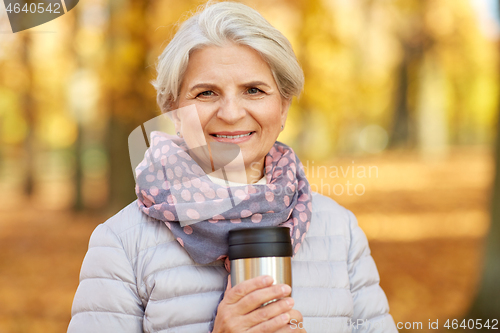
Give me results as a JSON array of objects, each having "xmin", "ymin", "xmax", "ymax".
[
  {"xmin": 247, "ymin": 310, "xmax": 291, "ymax": 333},
  {"xmin": 274, "ymin": 309, "xmax": 305, "ymax": 332},
  {"xmin": 246, "ymin": 297, "xmax": 294, "ymax": 328},
  {"xmin": 237, "ymin": 283, "xmax": 291, "ymax": 315},
  {"xmin": 223, "ymin": 275, "xmax": 274, "ymax": 305}
]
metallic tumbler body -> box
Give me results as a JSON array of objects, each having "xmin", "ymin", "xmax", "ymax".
[{"xmin": 230, "ymin": 256, "xmax": 292, "ymax": 288}]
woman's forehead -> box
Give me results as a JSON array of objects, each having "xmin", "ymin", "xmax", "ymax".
[{"xmin": 183, "ymin": 44, "xmax": 275, "ymax": 86}]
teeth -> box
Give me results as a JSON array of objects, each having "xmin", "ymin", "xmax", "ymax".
[{"xmin": 215, "ymin": 132, "xmax": 252, "ymax": 139}]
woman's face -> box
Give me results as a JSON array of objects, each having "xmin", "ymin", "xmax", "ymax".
[{"xmin": 172, "ymin": 43, "xmax": 290, "ymax": 182}]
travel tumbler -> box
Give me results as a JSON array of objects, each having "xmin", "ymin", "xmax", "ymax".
[{"xmin": 228, "ymin": 226, "xmax": 293, "ymax": 305}]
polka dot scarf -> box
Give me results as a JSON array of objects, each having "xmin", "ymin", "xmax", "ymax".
[{"xmin": 135, "ymin": 131, "xmax": 312, "ymax": 265}]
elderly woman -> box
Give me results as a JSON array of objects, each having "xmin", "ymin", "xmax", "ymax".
[{"xmin": 68, "ymin": 2, "xmax": 398, "ymax": 333}]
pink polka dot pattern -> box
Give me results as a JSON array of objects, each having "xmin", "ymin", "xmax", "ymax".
[
  {"xmin": 186, "ymin": 209, "xmax": 200, "ymax": 220},
  {"xmin": 278, "ymin": 157, "xmax": 289, "ymax": 167},
  {"xmin": 217, "ymin": 188, "xmax": 229, "ymax": 199},
  {"xmin": 181, "ymin": 189, "xmax": 191, "ymax": 201},
  {"xmin": 204, "ymin": 188, "xmax": 216, "ymax": 199},
  {"xmin": 193, "ymin": 192, "xmax": 205, "ymax": 203},
  {"xmin": 251, "ymin": 214, "xmax": 262, "ymax": 223},
  {"xmin": 232, "ymin": 189, "xmax": 243, "ymax": 198},
  {"xmin": 192, "ymin": 178, "xmax": 202, "ymax": 188},
  {"xmin": 150, "ymin": 186, "xmax": 159, "ymax": 196},
  {"xmin": 168, "ymin": 155, "xmax": 177, "ymax": 164},
  {"xmin": 183, "ymin": 225, "xmax": 193, "ymax": 235},
  {"xmin": 182, "ymin": 177, "xmax": 191, "ymax": 188},
  {"xmin": 241, "ymin": 210, "xmax": 252, "ymax": 218},
  {"xmin": 300, "ymin": 212, "xmax": 308, "ymax": 222},
  {"xmin": 163, "ymin": 211, "xmax": 175, "ymax": 221},
  {"xmin": 134, "ymin": 131, "xmax": 313, "ymax": 266}
]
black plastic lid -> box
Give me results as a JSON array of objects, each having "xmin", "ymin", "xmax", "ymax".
[
  {"xmin": 228, "ymin": 242, "xmax": 292, "ymax": 260},
  {"xmin": 228, "ymin": 227, "xmax": 291, "ymax": 246}
]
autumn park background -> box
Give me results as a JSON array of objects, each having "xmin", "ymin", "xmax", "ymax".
[{"xmin": 1, "ymin": 0, "xmax": 500, "ymax": 331}]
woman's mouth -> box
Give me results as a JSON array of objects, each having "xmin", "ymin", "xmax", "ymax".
[{"xmin": 210, "ymin": 131, "xmax": 255, "ymax": 143}]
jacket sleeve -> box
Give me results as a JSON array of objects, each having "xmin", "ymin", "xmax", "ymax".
[
  {"xmin": 68, "ymin": 223, "xmax": 144, "ymax": 333},
  {"xmin": 346, "ymin": 209, "xmax": 399, "ymax": 333}
]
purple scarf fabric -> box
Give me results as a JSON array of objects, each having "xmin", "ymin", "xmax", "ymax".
[{"xmin": 135, "ymin": 130, "xmax": 312, "ymax": 264}]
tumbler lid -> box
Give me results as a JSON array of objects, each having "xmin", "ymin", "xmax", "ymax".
[{"xmin": 228, "ymin": 226, "xmax": 291, "ymax": 246}]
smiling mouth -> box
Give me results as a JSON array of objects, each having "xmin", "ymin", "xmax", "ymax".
[{"xmin": 210, "ymin": 131, "xmax": 255, "ymax": 139}]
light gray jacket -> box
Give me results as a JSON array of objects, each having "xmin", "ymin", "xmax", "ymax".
[{"xmin": 68, "ymin": 192, "xmax": 398, "ymax": 333}]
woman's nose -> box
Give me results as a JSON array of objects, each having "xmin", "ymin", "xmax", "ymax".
[{"xmin": 216, "ymin": 96, "xmax": 246, "ymax": 124}]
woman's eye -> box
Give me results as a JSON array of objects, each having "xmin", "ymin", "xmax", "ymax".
[
  {"xmin": 247, "ymin": 88, "xmax": 262, "ymax": 94},
  {"xmin": 198, "ymin": 91, "xmax": 214, "ymax": 97}
]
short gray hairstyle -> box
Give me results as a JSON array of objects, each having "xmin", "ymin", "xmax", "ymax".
[{"xmin": 151, "ymin": 1, "xmax": 304, "ymax": 112}]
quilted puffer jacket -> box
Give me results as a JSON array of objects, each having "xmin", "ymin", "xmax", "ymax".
[{"xmin": 68, "ymin": 192, "xmax": 398, "ymax": 333}]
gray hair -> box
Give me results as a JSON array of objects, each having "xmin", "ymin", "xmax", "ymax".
[{"xmin": 151, "ymin": 1, "xmax": 304, "ymax": 112}]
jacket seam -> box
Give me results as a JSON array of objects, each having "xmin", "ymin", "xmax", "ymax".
[
  {"xmin": 133, "ymin": 239, "xmax": 181, "ymax": 261},
  {"xmin": 292, "ymin": 285, "xmax": 350, "ymax": 290},
  {"xmin": 350, "ymin": 277, "xmax": 379, "ymax": 293},
  {"xmin": 79, "ymin": 276, "xmax": 137, "ymax": 286},
  {"xmin": 153, "ymin": 320, "xmax": 210, "ymax": 332},
  {"xmin": 351, "ymin": 282, "xmax": 382, "ymax": 300},
  {"xmin": 72, "ymin": 310, "xmax": 143, "ymax": 318},
  {"xmin": 147, "ymin": 289, "xmax": 222, "ymax": 304},
  {"xmin": 140, "ymin": 262, "xmax": 225, "ymax": 290}
]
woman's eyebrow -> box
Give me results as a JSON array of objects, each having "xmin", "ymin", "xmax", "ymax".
[
  {"xmin": 188, "ymin": 81, "xmax": 271, "ymax": 92},
  {"xmin": 241, "ymin": 81, "xmax": 271, "ymax": 89}
]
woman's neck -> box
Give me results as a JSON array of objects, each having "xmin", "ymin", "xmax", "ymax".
[{"xmin": 205, "ymin": 159, "xmax": 264, "ymax": 185}]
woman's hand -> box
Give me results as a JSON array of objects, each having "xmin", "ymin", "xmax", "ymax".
[
  {"xmin": 212, "ymin": 275, "xmax": 298, "ymax": 333},
  {"xmin": 276, "ymin": 308, "xmax": 307, "ymax": 332}
]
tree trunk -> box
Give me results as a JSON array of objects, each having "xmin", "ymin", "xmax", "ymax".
[
  {"xmin": 465, "ymin": 82, "xmax": 500, "ymax": 324},
  {"xmin": 389, "ymin": 46, "xmax": 411, "ymax": 148},
  {"xmin": 21, "ymin": 33, "xmax": 35, "ymax": 197},
  {"xmin": 105, "ymin": 0, "xmax": 156, "ymax": 213},
  {"xmin": 465, "ymin": 1, "xmax": 500, "ymax": 323}
]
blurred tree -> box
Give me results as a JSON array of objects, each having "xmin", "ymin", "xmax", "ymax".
[
  {"xmin": 105, "ymin": 0, "xmax": 157, "ymax": 212},
  {"xmin": 20, "ymin": 33, "xmax": 35, "ymax": 197},
  {"xmin": 389, "ymin": 0, "xmax": 430, "ymax": 149},
  {"xmin": 465, "ymin": 108, "xmax": 500, "ymax": 323},
  {"xmin": 70, "ymin": 5, "xmax": 84, "ymax": 211},
  {"xmin": 465, "ymin": 1, "xmax": 500, "ymax": 317}
]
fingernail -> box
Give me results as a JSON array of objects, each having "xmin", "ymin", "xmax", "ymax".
[
  {"xmin": 263, "ymin": 276, "xmax": 273, "ymax": 285},
  {"xmin": 281, "ymin": 313, "xmax": 290, "ymax": 323},
  {"xmin": 281, "ymin": 284, "xmax": 291, "ymax": 295},
  {"xmin": 286, "ymin": 298, "xmax": 294, "ymax": 307}
]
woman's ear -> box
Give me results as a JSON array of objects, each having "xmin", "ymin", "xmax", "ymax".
[
  {"xmin": 162, "ymin": 98, "xmax": 183, "ymax": 134},
  {"xmin": 167, "ymin": 109, "xmax": 182, "ymax": 135},
  {"xmin": 280, "ymin": 97, "xmax": 292, "ymax": 126}
]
